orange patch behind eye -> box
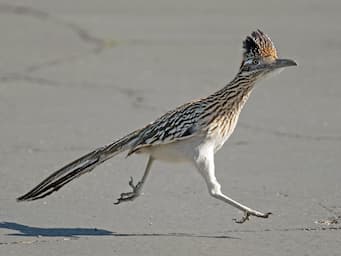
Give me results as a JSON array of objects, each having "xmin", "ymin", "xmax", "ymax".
[{"xmin": 261, "ymin": 48, "xmax": 278, "ymax": 59}]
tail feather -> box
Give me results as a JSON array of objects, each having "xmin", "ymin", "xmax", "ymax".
[{"xmin": 17, "ymin": 130, "xmax": 140, "ymax": 202}]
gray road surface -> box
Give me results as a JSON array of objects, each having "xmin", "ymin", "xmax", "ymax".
[{"xmin": 1, "ymin": 0, "xmax": 341, "ymax": 255}]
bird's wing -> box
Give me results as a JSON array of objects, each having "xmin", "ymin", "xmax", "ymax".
[{"xmin": 127, "ymin": 100, "xmax": 206, "ymax": 155}]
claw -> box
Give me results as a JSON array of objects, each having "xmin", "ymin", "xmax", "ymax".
[
  {"xmin": 233, "ymin": 211, "xmax": 251, "ymax": 224},
  {"xmin": 114, "ymin": 198, "xmax": 122, "ymax": 205},
  {"xmin": 128, "ymin": 176, "xmax": 135, "ymax": 189},
  {"xmin": 114, "ymin": 176, "xmax": 142, "ymax": 205},
  {"xmin": 233, "ymin": 211, "xmax": 272, "ymax": 224},
  {"xmin": 120, "ymin": 192, "xmax": 131, "ymax": 197},
  {"xmin": 262, "ymin": 212, "xmax": 272, "ymax": 218}
]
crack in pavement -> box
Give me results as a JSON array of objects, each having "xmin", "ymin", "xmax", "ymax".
[
  {"xmin": 0, "ymin": 74, "xmax": 155, "ymax": 110},
  {"xmin": 0, "ymin": 74, "xmax": 60, "ymax": 87},
  {"xmin": 224, "ymin": 225, "xmax": 341, "ymax": 234},
  {"xmin": 0, "ymin": 3, "xmax": 104, "ymax": 49},
  {"xmin": 1, "ymin": 145, "xmax": 90, "ymax": 155},
  {"xmin": 0, "ymin": 237, "xmax": 78, "ymax": 246},
  {"xmin": 318, "ymin": 202, "xmax": 340, "ymax": 215},
  {"xmin": 316, "ymin": 202, "xmax": 341, "ymax": 225},
  {"xmin": 239, "ymin": 122, "xmax": 341, "ymax": 142},
  {"xmin": 0, "ymin": 3, "xmax": 117, "ymax": 75},
  {"xmin": 1, "ymin": 225, "xmax": 341, "ymax": 247}
]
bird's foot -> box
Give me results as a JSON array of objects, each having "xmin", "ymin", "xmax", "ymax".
[
  {"xmin": 114, "ymin": 177, "xmax": 142, "ymax": 205},
  {"xmin": 233, "ymin": 210, "xmax": 272, "ymax": 224}
]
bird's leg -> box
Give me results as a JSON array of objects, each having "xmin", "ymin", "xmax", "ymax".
[
  {"xmin": 114, "ymin": 156, "xmax": 154, "ymax": 205},
  {"xmin": 194, "ymin": 149, "xmax": 271, "ymax": 224}
]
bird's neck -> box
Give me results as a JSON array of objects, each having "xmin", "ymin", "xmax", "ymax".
[
  {"xmin": 218, "ymin": 71, "xmax": 260, "ymax": 111},
  {"xmin": 203, "ymin": 72, "xmax": 260, "ymax": 138}
]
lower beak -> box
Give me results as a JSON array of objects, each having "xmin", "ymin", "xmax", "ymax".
[{"xmin": 273, "ymin": 58, "xmax": 297, "ymax": 69}]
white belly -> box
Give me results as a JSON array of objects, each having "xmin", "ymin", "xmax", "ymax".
[
  {"xmin": 137, "ymin": 129, "xmax": 234, "ymax": 163},
  {"xmin": 138, "ymin": 136, "xmax": 205, "ymax": 163}
]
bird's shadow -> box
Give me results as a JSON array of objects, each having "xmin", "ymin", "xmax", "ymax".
[
  {"xmin": 0, "ymin": 222, "xmax": 237, "ymax": 239},
  {"xmin": 0, "ymin": 222, "xmax": 113, "ymax": 237}
]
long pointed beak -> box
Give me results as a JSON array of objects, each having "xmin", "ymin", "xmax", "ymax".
[{"xmin": 273, "ymin": 58, "xmax": 297, "ymax": 69}]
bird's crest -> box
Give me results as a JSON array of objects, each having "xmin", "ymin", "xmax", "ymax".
[{"xmin": 243, "ymin": 30, "xmax": 278, "ymax": 60}]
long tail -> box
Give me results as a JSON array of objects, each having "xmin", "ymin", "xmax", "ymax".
[{"xmin": 17, "ymin": 130, "xmax": 140, "ymax": 202}]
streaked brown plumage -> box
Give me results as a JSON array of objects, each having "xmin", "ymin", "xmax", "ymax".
[{"xmin": 17, "ymin": 30, "xmax": 297, "ymax": 223}]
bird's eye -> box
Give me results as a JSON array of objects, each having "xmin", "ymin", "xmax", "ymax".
[{"xmin": 252, "ymin": 59, "xmax": 259, "ymax": 65}]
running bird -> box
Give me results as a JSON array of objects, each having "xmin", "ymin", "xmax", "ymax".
[{"xmin": 17, "ymin": 30, "xmax": 297, "ymax": 223}]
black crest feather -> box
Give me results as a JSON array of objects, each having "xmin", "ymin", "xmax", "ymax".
[{"xmin": 242, "ymin": 29, "xmax": 277, "ymax": 60}]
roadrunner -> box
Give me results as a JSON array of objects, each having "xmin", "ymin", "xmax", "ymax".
[{"xmin": 17, "ymin": 30, "xmax": 297, "ymax": 223}]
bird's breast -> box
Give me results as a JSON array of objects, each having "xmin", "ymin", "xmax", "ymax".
[{"xmin": 207, "ymin": 110, "xmax": 241, "ymax": 152}]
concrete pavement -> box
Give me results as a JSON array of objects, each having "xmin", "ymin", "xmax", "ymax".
[{"xmin": 1, "ymin": 1, "xmax": 341, "ymax": 255}]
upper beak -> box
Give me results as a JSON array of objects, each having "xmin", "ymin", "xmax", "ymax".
[{"xmin": 272, "ymin": 58, "xmax": 297, "ymax": 69}]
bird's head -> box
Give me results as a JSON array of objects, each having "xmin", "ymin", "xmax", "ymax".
[{"xmin": 239, "ymin": 30, "xmax": 297, "ymax": 77}]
